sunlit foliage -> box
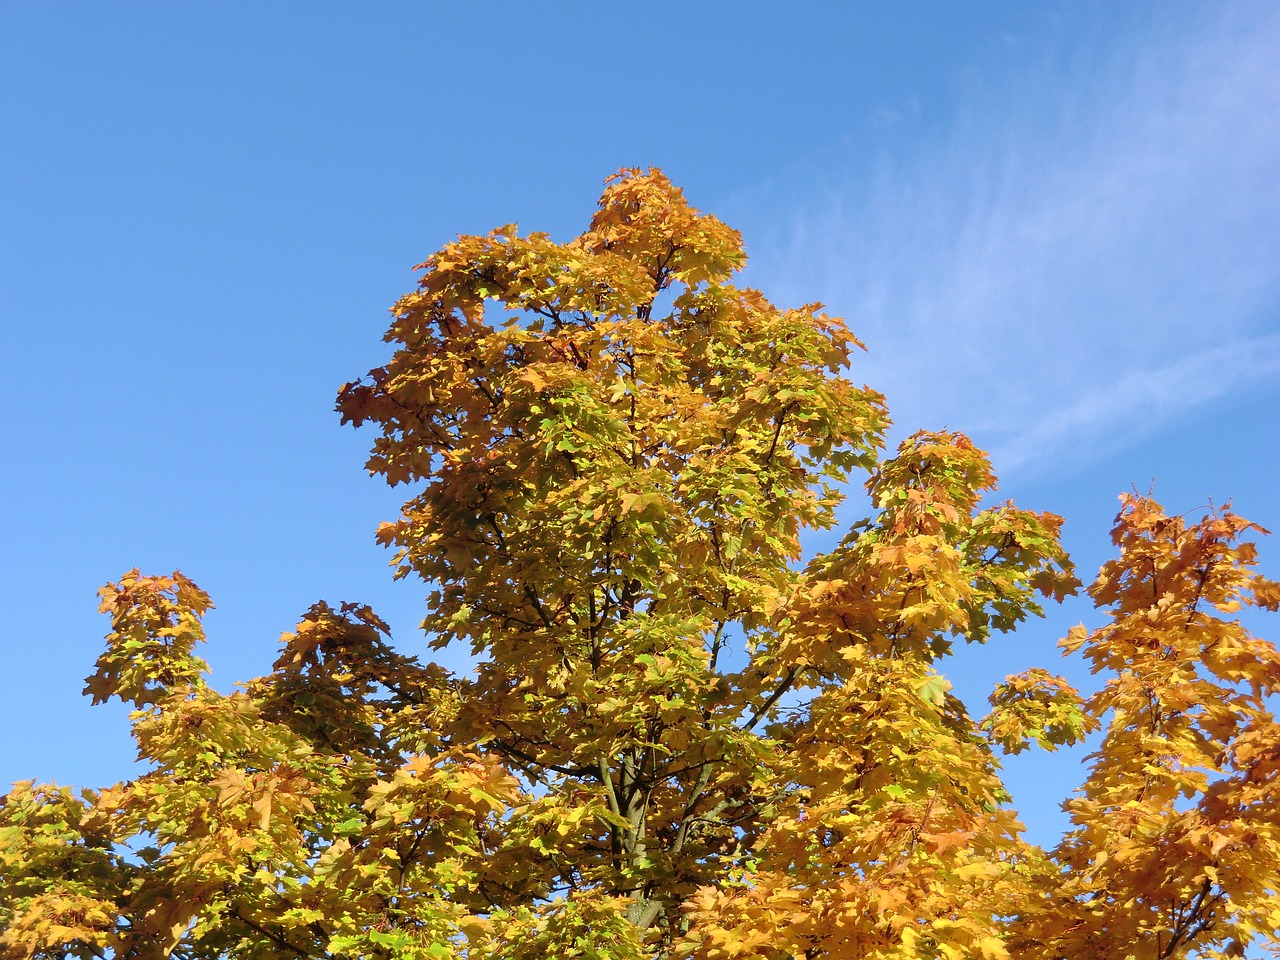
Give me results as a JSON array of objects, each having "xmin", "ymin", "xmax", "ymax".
[{"xmin": 4, "ymin": 170, "xmax": 1277, "ymax": 959}]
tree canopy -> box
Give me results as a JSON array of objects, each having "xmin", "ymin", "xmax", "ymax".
[{"xmin": 3, "ymin": 169, "xmax": 1279, "ymax": 960}]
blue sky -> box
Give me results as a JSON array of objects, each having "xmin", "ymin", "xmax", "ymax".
[{"xmin": 2, "ymin": 2, "xmax": 1277, "ymax": 849}]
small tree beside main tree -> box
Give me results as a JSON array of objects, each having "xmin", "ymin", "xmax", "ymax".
[{"xmin": 3, "ymin": 170, "xmax": 1278, "ymax": 960}]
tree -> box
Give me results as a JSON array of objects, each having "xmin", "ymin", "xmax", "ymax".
[{"xmin": 2, "ymin": 168, "xmax": 1278, "ymax": 960}]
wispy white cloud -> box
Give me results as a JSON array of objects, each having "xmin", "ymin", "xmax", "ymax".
[
  {"xmin": 731, "ymin": 5, "xmax": 1280, "ymax": 479},
  {"xmin": 997, "ymin": 332, "xmax": 1280, "ymax": 474}
]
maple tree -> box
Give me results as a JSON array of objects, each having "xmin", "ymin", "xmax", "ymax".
[{"xmin": 3, "ymin": 168, "xmax": 1279, "ymax": 960}]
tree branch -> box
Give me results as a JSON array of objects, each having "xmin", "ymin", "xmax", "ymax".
[
  {"xmin": 742, "ymin": 666, "xmax": 801, "ymax": 731},
  {"xmin": 232, "ymin": 909, "xmax": 315, "ymax": 959}
]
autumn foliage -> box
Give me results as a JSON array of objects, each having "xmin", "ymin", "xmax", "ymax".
[{"xmin": 3, "ymin": 169, "xmax": 1279, "ymax": 959}]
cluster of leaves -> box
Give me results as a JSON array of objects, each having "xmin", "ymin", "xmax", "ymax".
[{"xmin": 3, "ymin": 170, "xmax": 1278, "ymax": 959}]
